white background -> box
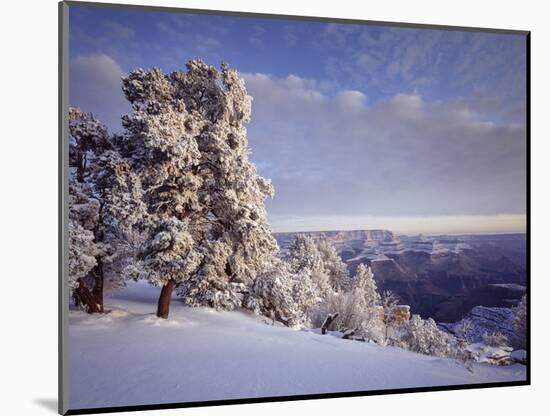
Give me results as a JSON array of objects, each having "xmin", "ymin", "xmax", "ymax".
[{"xmin": 1, "ymin": 0, "xmax": 547, "ymax": 415}]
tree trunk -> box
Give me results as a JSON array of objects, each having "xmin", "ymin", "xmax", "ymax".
[
  {"xmin": 342, "ymin": 329, "xmax": 356, "ymax": 339},
  {"xmin": 72, "ymin": 260, "xmax": 104, "ymax": 314},
  {"xmin": 92, "ymin": 260, "xmax": 104, "ymax": 313},
  {"xmin": 73, "ymin": 278, "xmax": 103, "ymax": 314},
  {"xmin": 156, "ymin": 279, "xmax": 176, "ymax": 319},
  {"xmin": 321, "ymin": 312, "xmax": 339, "ymax": 335}
]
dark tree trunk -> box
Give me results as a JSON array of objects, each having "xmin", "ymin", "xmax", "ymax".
[
  {"xmin": 156, "ymin": 279, "xmax": 176, "ymax": 319},
  {"xmin": 73, "ymin": 258, "xmax": 104, "ymax": 314},
  {"xmin": 73, "ymin": 278, "xmax": 103, "ymax": 314},
  {"xmin": 342, "ymin": 329, "xmax": 356, "ymax": 339},
  {"xmin": 92, "ymin": 260, "xmax": 104, "ymax": 313},
  {"xmin": 321, "ymin": 313, "xmax": 339, "ymax": 335}
]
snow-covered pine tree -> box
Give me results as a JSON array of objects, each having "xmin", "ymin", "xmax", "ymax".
[
  {"xmin": 119, "ymin": 66, "xmax": 205, "ymax": 318},
  {"xmin": 88, "ymin": 137, "xmax": 147, "ymax": 297},
  {"xmin": 315, "ymin": 238, "xmax": 350, "ymax": 291},
  {"xmin": 68, "ymin": 178, "xmax": 100, "ymax": 302},
  {"xmin": 69, "ymin": 108, "xmax": 141, "ymax": 312},
  {"xmin": 69, "ymin": 108, "xmax": 108, "ymax": 313},
  {"xmin": 69, "ymin": 108, "xmax": 110, "ymax": 182},
  {"xmin": 177, "ymin": 62, "xmax": 279, "ymax": 309},
  {"xmin": 69, "ymin": 107, "xmax": 110, "ymax": 313},
  {"xmin": 286, "ymin": 235, "xmax": 322, "ymax": 273},
  {"xmin": 286, "ymin": 234, "xmax": 331, "ymax": 297},
  {"xmin": 290, "ymin": 268, "xmax": 319, "ymax": 325},
  {"xmin": 120, "ymin": 60, "xmax": 278, "ymax": 318},
  {"xmin": 354, "ymin": 263, "xmax": 380, "ymax": 309}
]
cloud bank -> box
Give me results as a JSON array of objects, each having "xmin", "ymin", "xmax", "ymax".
[{"xmin": 243, "ymin": 72, "xmax": 526, "ymax": 230}]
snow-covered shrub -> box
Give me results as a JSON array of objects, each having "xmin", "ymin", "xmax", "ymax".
[
  {"xmin": 381, "ymin": 290, "xmax": 399, "ymax": 315},
  {"xmin": 380, "ymin": 290, "xmax": 400, "ymax": 340},
  {"xmin": 311, "ymin": 291, "xmax": 362, "ymax": 331},
  {"xmin": 445, "ymin": 317, "xmax": 477, "ymax": 370},
  {"xmin": 454, "ymin": 318, "xmax": 474, "ymax": 343},
  {"xmin": 244, "ymin": 262, "xmax": 316, "ymax": 327},
  {"xmin": 483, "ymin": 332, "xmax": 510, "ymax": 348},
  {"xmin": 311, "ymin": 289, "xmax": 385, "ymax": 342},
  {"xmin": 451, "ymin": 338, "xmax": 477, "ymax": 372},
  {"xmin": 360, "ymin": 309, "xmax": 386, "ymax": 343},
  {"xmin": 397, "ymin": 315, "xmax": 453, "ymax": 357},
  {"xmin": 307, "ymin": 262, "xmax": 385, "ymax": 341}
]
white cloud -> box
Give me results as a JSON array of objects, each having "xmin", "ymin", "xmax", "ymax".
[
  {"xmin": 334, "ymin": 90, "xmax": 368, "ymax": 113},
  {"xmin": 70, "ymin": 54, "xmax": 130, "ymax": 132},
  {"xmin": 389, "ymin": 93, "xmax": 424, "ymax": 119}
]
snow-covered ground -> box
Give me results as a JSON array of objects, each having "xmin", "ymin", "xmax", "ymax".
[{"xmin": 68, "ymin": 281, "xmax": 526, "ymax": 410}]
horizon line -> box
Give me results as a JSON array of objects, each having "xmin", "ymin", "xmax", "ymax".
[
  {"xmin": 267, "ymin": 213, "xmax": 527, "ymax": 235},
  {"xmin": 272, "ymin": 228, "xmax": 527, "ymax": 236}
]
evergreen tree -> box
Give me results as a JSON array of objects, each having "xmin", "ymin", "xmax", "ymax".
[
  {"xmin": 286, "ymin": 234, "xmax": 330, "ymax": 296},
  {"xmin": 68, "ymin": 179, "xmax": 100, "ymax": 301},
  {"xmin": 120, "ymin": 60, "xmax": 278, "ymax": 318},
  {"xmin": 354, "ymin": 263, "xmax": 380, "ymax": 309},
  {"xmin": 68, "ymin": 108, "xmax": 141, "ymax": 312},
  {"xmin": 315, "ymin": 238, "xmax": 350, "ymax": 291}
]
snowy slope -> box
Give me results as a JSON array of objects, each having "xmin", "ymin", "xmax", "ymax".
[{"xmin": 68, "ymin": 281, "xmax": 526, "ymax": 410}]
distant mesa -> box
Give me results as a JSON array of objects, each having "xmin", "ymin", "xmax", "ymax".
[{"xmin": 275, "ymin": 229, "xmax": 396, "ymax": 244}]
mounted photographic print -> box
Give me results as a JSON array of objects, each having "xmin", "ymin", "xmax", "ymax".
[{"xmin": 59, "ymin": 1, "xmax": 530, "ymax": 414}]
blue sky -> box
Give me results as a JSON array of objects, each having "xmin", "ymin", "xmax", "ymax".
[{"xmin": 69, "ymin": 5, "xmax": 527, "ymax": 234}]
